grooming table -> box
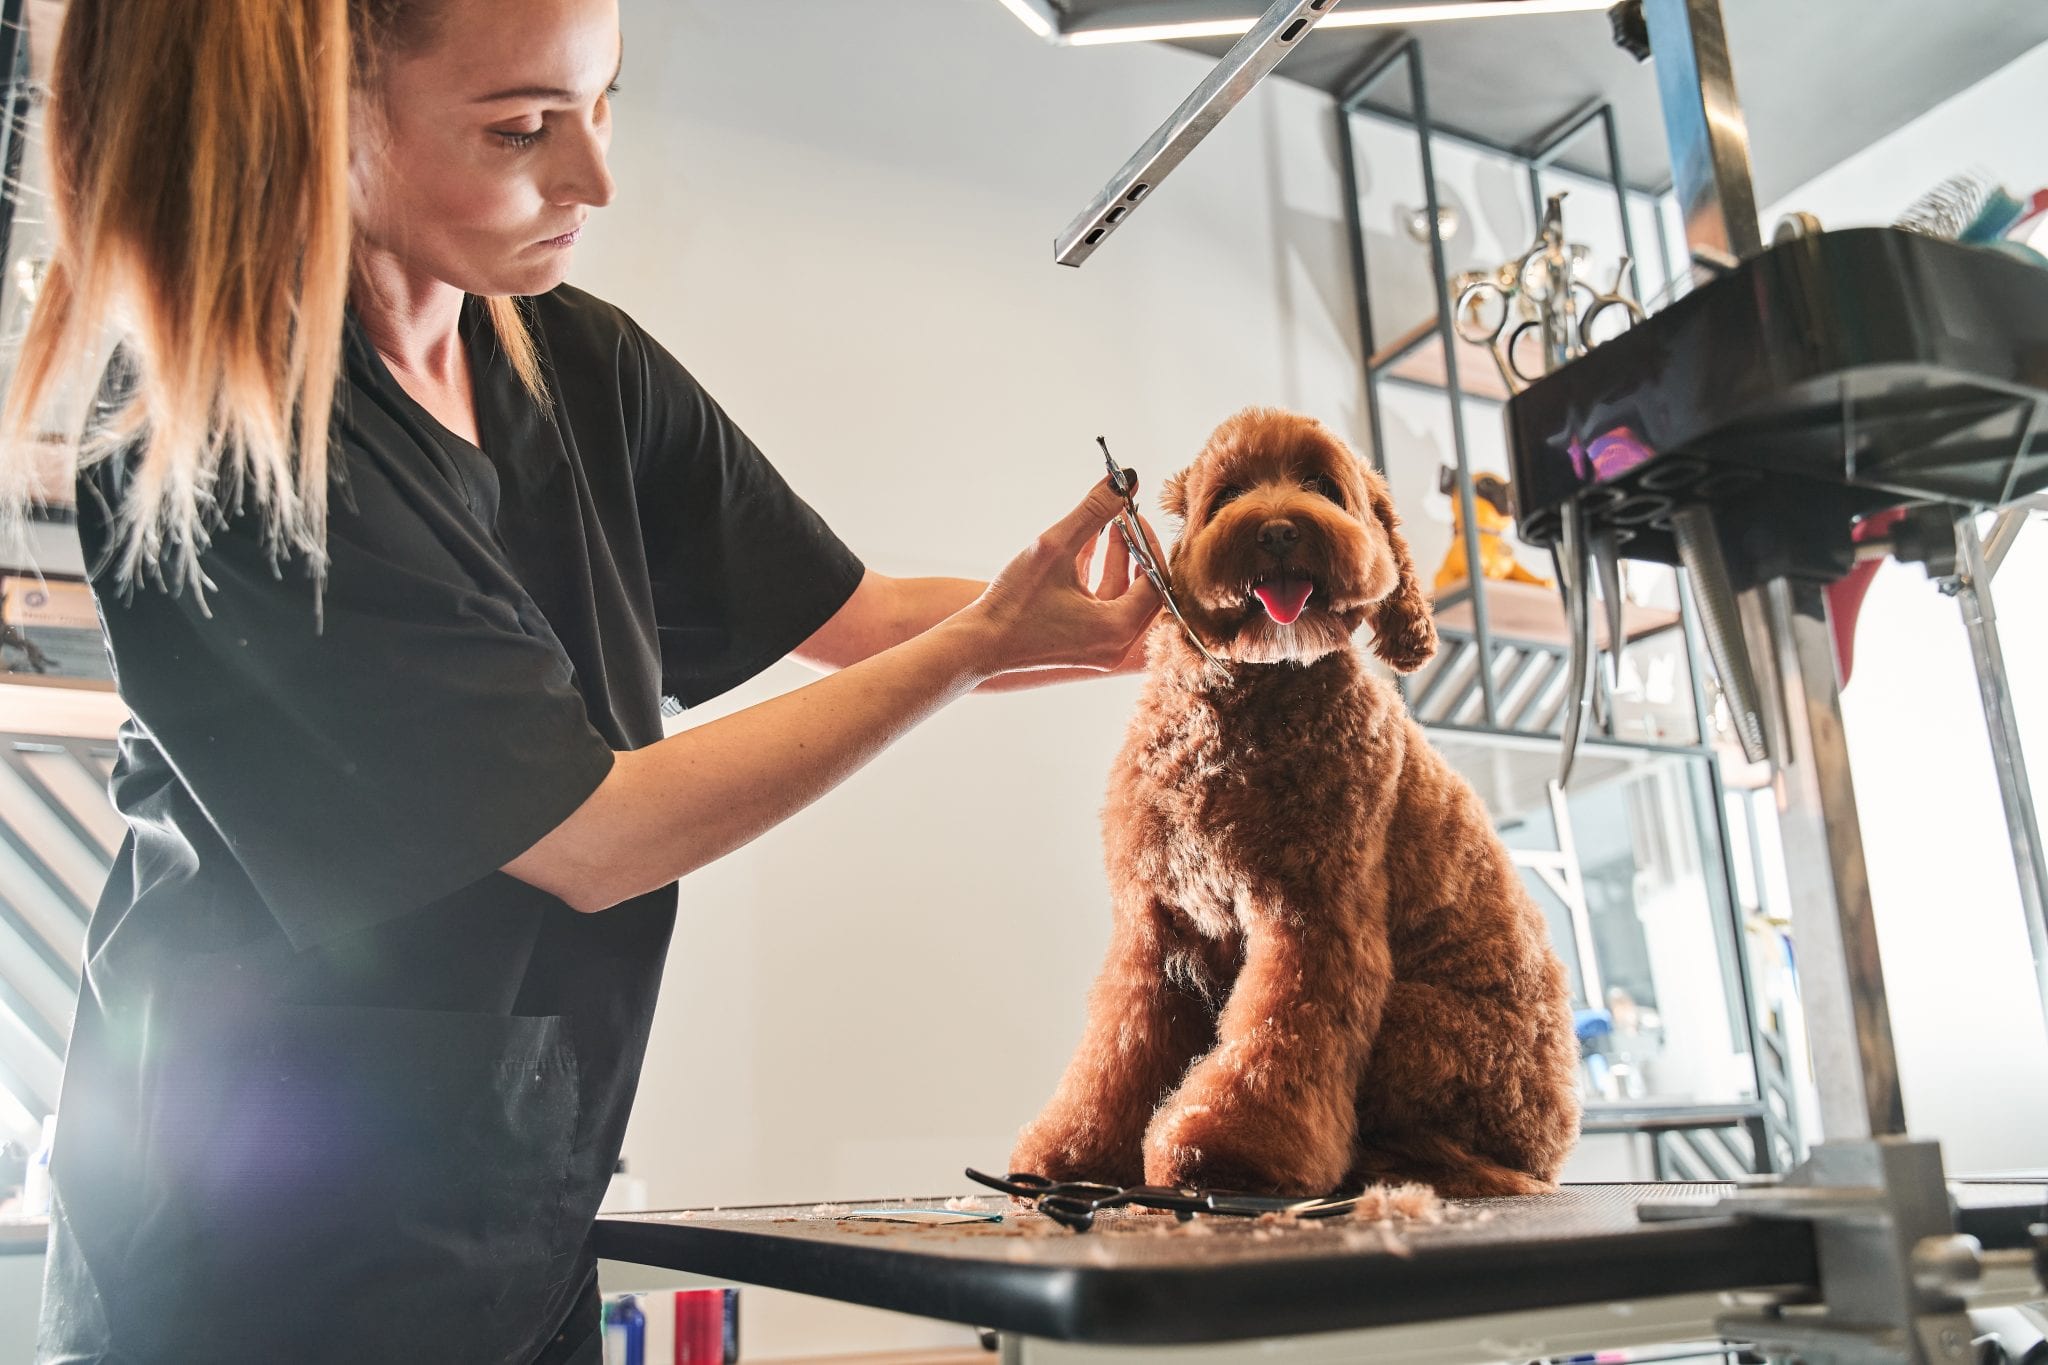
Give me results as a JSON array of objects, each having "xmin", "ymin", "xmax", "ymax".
[{"xmin": 595, "ymin": 1181, "xmax": 2048, "ymax": 1359}]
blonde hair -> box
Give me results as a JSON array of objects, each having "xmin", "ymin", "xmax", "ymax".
[{"xmin": 0, "ymin": 0, "xmax": 547, "ymax": 592}]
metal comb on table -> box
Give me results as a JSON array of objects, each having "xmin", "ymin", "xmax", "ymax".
[{"xmin": 1097, "ymin": 437, "xmax": 1230, "ymax": 678}]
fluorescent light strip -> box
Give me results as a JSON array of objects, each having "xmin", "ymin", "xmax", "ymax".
[
  {"xmin": 993, "ymin": 0, "xmax": 1058, "ymax": 39},
  {"xmin": 1062, "ymin": 0, "xmax": 1614, "ymax": 46}
]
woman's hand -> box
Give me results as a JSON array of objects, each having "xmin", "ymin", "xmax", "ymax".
[{"xmin": 961, "ymin": 478, "xmax": 1161, "ymax": 675}]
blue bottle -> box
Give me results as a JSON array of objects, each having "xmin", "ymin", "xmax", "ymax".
[{"xmin": 602, "ymin": 1293, "xmax": 645, "ymax": 1365}]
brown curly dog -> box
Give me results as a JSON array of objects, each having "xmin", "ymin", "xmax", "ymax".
[{"xmin": 1012, "ymin": 407, "xmax": 1581, "ymax": 1200}]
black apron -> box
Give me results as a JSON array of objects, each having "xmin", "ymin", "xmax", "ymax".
[{"xmin": 37, "ymin": 288, "xmax": 864, "ymax": 1364}]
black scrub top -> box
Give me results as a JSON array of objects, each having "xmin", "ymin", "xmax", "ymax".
[{"xmin": 38, "ymin": 287, "xmax": 865, "ymax": 1365}]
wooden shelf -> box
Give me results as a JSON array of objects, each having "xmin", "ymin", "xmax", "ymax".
[
  {"xmin": 0, "ymin": 676, "xmax": 127, "ymax": 740},
  {"xmin": 1432, "ymin": 578, "xmax": 1679, "ymax": 648},
  {"xmin": 1372, "ymin": 317, "xmax": 1516, "ymax": 405}
]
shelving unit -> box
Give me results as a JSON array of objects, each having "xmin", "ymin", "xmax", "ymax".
[
  {"xmin": 0, "ymin": 0, "xmax": 114, "ymax": 1154},
  {"xmin": 1333, "ymin": 34, "xmax": 1800, "ymax": 1177}
]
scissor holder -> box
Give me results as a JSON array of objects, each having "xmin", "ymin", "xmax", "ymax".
[
  {"xmin": 1507, "ymin": 227, "xmax": 2048, "ymax": 579},
  {"xmin": 1507, "ymin": 224, "xmax": 2048, "ymax": 1365}
]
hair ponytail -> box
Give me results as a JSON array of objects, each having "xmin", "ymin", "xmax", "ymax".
[{"xmin": 1, "ymin": 0, "xmax": 544, "ymax": 592}]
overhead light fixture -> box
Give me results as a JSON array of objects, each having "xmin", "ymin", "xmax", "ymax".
[
  {"xmin": 1006, "ymin": 0, "xmax": 1616, "ymax": 46},
  {"xmin": 992, "ymin": 0, "xmax": 1058, "ymax": 39}
]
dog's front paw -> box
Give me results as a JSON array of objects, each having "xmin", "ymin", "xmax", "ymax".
[
  {"xmin": 1143, "ymin": 1088, "xmax": 1350, "ymax": 1196},
  {"xmin": 1009, "ymin": 1108, "xmax": 1143, "ymax": 1187}
]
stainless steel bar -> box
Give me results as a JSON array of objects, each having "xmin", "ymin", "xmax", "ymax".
[
  {"xmin": 1760, "ymin": 577, "xmax": 1906, "ymax": 1141},
  {"xmin": 1054, "ymin": 0, "xmax": 1344, "ymax": 267},
  {"xmin": 1954, "ymin": 514, "xmax": 2048, "ymax": 1038},
  {"xmin": 1640, "ymin": 0, "xmax": 1763, "ymax": 262},
  {"xmin": 1981, "ymin": 503, "xmax": 2031, "ymax": 579}
]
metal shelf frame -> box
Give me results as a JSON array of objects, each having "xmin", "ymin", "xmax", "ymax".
[{"xmin": 1332, "ymin": 35, "xmax": 1796, "ymax": 1176}]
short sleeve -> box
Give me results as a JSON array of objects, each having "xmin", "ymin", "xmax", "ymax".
[
  {"xmin": 625, "ymin": 324, "xmax": 865, "ymax": 709},
  {"xmin": 79, "ymin": 438, "xmax": 618, "ymax": 950}
]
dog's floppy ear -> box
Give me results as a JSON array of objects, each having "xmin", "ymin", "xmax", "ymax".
[
  {"xmin": 1363, "ymin": 471, "xmax": 1437, "ymax": 673},
  {"xmin": 1160, "ymin": 467, "xmax": 1190, "ymax": 520}
]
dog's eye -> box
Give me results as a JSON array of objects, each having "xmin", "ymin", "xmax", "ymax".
[
  {"xmin": 1305, "ymin": 474, "xmax": 1346, "ymax": 507},
  {"xmin": 1210, "ymin": 485, "xmax": 1247, "ymax": 514}
]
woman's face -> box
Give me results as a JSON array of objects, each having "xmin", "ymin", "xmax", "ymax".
[{"xmin": 353, "ymin": 0, "xmax": 622, "ymax": 299}]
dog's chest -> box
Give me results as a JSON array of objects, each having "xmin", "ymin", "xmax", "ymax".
[{"xmin": 1117, "ymin": 696, "xmax": 1368, "ymax": 936}]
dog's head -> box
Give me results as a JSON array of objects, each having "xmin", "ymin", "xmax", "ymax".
[{"xmin": 1159, "ymin": 408, "xmax": 1436, "ymax": 672}]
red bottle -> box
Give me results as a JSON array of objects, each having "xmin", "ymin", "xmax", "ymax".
[{"xmin": 673, "ymin": 1288, "xmax": 732, "ymax": 1364}]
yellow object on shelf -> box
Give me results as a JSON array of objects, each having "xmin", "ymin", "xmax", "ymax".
[{"xmin": 1432, "ymin": 470, "xmax": 1552, "ymax": 593}]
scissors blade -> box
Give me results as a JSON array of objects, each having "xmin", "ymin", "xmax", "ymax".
[
  {"xmin": 1096, "ymin": 438, "xmax": 1230, "ymax": 676},
  {"xmin": 1553, "ymin": 501, "xmax": 1594, "ymax": 789},
  {"xmin": 1115, "ymin": 512, "xmax": 1231, "ymax": 677},
  {"xmin": 1591, "ymin": 524, "xmax": 1625, "ymax": 731}
]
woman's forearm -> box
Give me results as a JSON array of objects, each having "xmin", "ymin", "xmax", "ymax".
[
  {"xmin": 507, "ymin": 479, "xmax": 1160, "ymax": 910},
  {"xmin": 891, "ymin": 578, "xmax": 1126, "ymax": 691},
  {"xmin": 802, "ymin": 573, "xmax": 1138, "ymax": 692},
  {"xmin": 505, "ymin": 613, "xmax": 1001, "ymax": 911}
]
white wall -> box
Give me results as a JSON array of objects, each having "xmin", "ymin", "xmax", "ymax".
[
  {"xmin": 571, "ymin": 3, "xmax": 1367, "ymax": 1354},
  {"xmin": 1762, "ymin": 41, "xmax": 2048, "ymax": 1173}
]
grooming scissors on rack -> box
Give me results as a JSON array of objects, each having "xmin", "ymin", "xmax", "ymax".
[
  {"xmin": 1097, "ymin": 437, "xmax": 1230, "ymax": 678},
  {"xmin": 1452, "ymin": 192, "xmax": 1646, "ymax": 395}
]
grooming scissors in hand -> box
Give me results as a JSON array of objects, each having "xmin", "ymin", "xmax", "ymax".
[{"xmin": 1097, "ymin": 437, "xmax": 1229, "ymax": 677}]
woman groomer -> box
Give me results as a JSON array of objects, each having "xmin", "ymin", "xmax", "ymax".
[{"xmin": 10, "ymin": 1, "xmax": 1159, "ymax": 1361}]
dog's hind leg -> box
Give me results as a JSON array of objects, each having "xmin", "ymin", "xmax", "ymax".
[
  {"xmin": 1010, "ymin": 907, "xmax": 1219, "ymax": 1185},
  {"xmin": 1351, "ymin": 977, "xmax": 1581, "ymax": 1192},
  {"xmin": 1348, "ymin": 1132, "xmax": 1556, "ymax": 1198}
]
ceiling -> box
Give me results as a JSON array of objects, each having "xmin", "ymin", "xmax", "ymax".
[{"xmin": 1036, "ymin": 0, "xmax": 2048, "ymax": 201}]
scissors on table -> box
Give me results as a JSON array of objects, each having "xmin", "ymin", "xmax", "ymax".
[{"xmin": 1097, "ymin": 437, "xmax": 1230, "ymax": 678}]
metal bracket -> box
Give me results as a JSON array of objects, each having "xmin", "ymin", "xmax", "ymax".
[{"xmin": 1640, "ymin": 1140, "xmax": 1983, "ymax": 1365}]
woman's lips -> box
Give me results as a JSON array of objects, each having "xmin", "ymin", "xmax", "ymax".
[{"xmin": 539, "ymin": 226, "xmax": 584, "ymax": 250}]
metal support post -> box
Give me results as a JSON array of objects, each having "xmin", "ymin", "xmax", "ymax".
[
  {"xmin": 1405, "ymin": 44, "xmax": 1499, "ymax": 728},
  {"xmin": 1755, "ymin": 577, "xmax": 1905, "ymax": 1142},
  {"xmin": 1951, "ymin": 514, "xmax": 2048, "ymax": 1038},
  {"xmin": 1646, "ymin": 1140, "xmax": 1979, "ymax": 1365}
]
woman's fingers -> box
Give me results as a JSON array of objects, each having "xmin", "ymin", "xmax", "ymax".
[
  {"xmin": 1097, "ymin": 522, "xmax": 1133, "ymax": 598},
  {"xmin": 1074, "ymin": 528, "xmax": 1102, "ymax": 588},
  {"xmin": 1045, "ymin": 478, "xmax": 1130, "ymax": 559}
]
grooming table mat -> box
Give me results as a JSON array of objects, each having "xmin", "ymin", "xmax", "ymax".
[{"xmin": 596, "ymin": 1181, "xmax": 2047, "ymax": 1345}]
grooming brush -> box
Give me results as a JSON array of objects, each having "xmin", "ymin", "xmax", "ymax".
[
  {"xmin": 1895, "ymin": 172, "xmax": 1992, "ymax": 240},
  {"xmin": 1895, "ymin": 172, "xmax": 2031, "ymax": 244}
]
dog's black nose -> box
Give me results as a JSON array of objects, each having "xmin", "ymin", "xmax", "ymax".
[{"xmin": 1258, "ymin": 519, "xmax": 1300, "ymax": 556}]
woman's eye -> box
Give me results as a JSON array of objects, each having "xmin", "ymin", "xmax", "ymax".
[
  {"xmin": 1306, "ymin": 474, "xmax": 1345, "ymax": 506},
  {"xmin": 495, "ymin": 126, "xmax": 545, "ymax": 149}
]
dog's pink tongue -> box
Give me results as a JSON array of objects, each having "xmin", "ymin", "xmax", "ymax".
[{"xmin": 1253, "ymin": 576, "xmax": 1314, "ymax": 625}]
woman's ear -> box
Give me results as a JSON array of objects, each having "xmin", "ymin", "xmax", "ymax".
[{"xmin": 1363, "ymin": 470, "xmax": 1437, "ymax": 673}]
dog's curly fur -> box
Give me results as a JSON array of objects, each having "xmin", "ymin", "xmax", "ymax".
[{"xmin": 1012, "ymin": 407, "xmax": 1581, "ymax": 1199}]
